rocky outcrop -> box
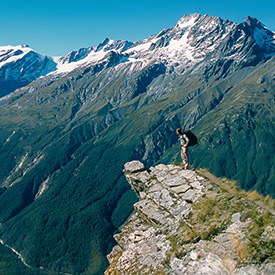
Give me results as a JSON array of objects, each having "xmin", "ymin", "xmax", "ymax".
[{"xmin": 105, "ymin": 161, "xmax": 275, "ymax": 274}]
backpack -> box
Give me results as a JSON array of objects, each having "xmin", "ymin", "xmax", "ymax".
[{"xmin": 184, "ymin": 129, "xmax": 198, "ymax": 146}]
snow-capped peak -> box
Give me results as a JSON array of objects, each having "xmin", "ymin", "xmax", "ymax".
[
  {"xmin": 49, "ymin": 38, "xmax": 133, "ymax": 75},
  {"xmin": 0, "ymin": 44, "xmax": 56, "ymax": 97},
  {"xmin": 176, "ymin": 13, "xmax": 200, "ymax": 29},
  {"xmin": 0, "ymin": 45, "xmax": 33, "ymax": 66}
]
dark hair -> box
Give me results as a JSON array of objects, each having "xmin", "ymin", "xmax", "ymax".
[{"xmin": 176, "ymin": 128, "xmax": 182, "ymax": 135}]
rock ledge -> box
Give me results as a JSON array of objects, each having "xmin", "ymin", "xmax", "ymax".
[{"xmin": 105, "ymin": 161, "xmax": 275, "ymax": 275}]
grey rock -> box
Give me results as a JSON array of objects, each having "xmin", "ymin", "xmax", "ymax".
[
  {"xmin": 261, "ymin": 225, "xmax": 275, "ymax": 242},
  {"xmin": 134, "ymin": 199, "xmax": 174, "ymax": 225},
  {"xmin": 190, "ymin": 180, "xmax": 203, "ymax": 191},
  {"xmin": 169, "ymin": 258, "xmax": 188, "ymax": 274},
  {"xmin": 170, "ymin": 201, "xmax": 191, "ymax": 217},
  {"xmin": 149, "ymin": 188, "xmax": 174, "ymax": 209},
  {"xmin": 154, "ymin": 164, "xmax": 170, "ymax": 171},
  {"xmin": 231, "ymin": 212, "xmax": 241, "ymax": 223},
  {"xmin": 165, "ymin": 176, "xmax": 187, "ymax": 187},
  {"xmin": 238, "ymin": 265, "xmax": 260, "ymax": 275},
  {"xmin": 193, "ymin": 253, "xmax": 230, "ymax": 274},
  {"xmin": 178, "ymin": 169, "xmax": 196, "ymax": 179},
  {"xmin": 260, "ymin": 263, "xmax": 275, "ymax": 275},
  {"xmin": 124, "ymin": 160, "xmax": 146, "ymax": 173},
  {"xmin": 181, "ymin": 188, "xmax": 198, "ymax": 203},
  {"xmin": 149, "ymin": 183, "xmax": 163, "ymax": 193},
  {"xmin": 171, "ymin": 184, "xmax": 191, "ymax": 194}
]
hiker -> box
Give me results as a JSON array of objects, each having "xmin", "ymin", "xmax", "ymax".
[{"xmin": 176, "ymin": 128, "xmax": 189, "ymax": 169}]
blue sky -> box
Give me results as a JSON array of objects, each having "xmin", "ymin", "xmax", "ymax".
[{"xmin": 1, "ymin": 0, "xmax": 274, "ymax": 56}]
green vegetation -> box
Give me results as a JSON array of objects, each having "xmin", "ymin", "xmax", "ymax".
[
  {"xmin": 248, "ymin": 212, "xmax": 275, "ymax": 263},
  {"xmin": 0, "ymin": 114, "xmax": 138, "ymax": 274},
  {"xmin": 0, "ymin": 243, "xmax": 44, "ymax": 275}
]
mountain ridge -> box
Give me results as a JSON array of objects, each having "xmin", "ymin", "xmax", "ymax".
[{"xmin": 1, "ymin": 13, "xmax": 274, "ymax": 99}]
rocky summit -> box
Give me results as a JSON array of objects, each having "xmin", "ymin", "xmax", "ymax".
[{"xmin": 106, "ymin": 161, "xmax": 275, "ymax": 275}]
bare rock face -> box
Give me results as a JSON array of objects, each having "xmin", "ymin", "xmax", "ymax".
[{"xmin": 105, "ymin": 161, "xmax": 275, "ymax": 275}]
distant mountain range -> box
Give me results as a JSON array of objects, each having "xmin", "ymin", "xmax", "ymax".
[
  {"xmin": 0, "ymin": 13, "xmax": 274, "ymax": 274},
  {"xmin": 1, "ymin": 13, "xmax": 274, "ymax": 98}
]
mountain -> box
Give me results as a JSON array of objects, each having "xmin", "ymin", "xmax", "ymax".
[
  {"xmin": 2, "ymin": 14, "xmax": 274, "ymax": 98},
  {"xmin": 0, "ymin": 45, "xmax": 57, "ymax": 98},
  {"xmin": 0, "ymin": 40, "xmax": 133, "ymax": 98},
  {"xmin": 106, "ymin": 161, "xmax": 275, "ymax": 274},
  {"xmin": 0, "ymin": 13, "xmax": 275, "ymax": 274}
]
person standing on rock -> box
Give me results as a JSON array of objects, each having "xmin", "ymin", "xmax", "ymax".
[{"xmin": 176, "ymin": 128, "xmax": 189, "ymax": 169}]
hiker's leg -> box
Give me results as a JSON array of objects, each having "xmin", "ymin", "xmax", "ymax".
[{"xmin": 181, "ymin": 146, "xmax": 189, "ymax": 169}]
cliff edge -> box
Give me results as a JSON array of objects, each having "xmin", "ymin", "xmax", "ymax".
[{"xmin": 105, "ymin": 161, "xmax": 275, "ymax": 274}]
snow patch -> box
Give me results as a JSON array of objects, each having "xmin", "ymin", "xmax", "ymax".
[
  {"xmin": 177, "ymin": 14, "xmax": 198, "ymax": 29},
  {"xmin": 50, "ymin": 47, "xmax": 114, "ymax": 75},
  {"xmin": 167, "ymin": 31, "xmax": 194, "ymax": 61},
  {"xmin": 124, "ymin": 41, "xmax": 152, "ymax": 54}
]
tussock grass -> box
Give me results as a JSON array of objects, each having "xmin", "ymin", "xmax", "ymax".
[
  {"xmin": 174, "ymin": 178, "xmax": 275, "ymax": 265},
  {"xmin": 247, "ymin": 190, "xmax": 275, "ymax": 208},
  {"xmin": 234, "ymin": 239, "xmax": 250, "ymax": 262},
  {"xmin": 220, "ymin": 175, "xmax": 275, "ymax": 209}
]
